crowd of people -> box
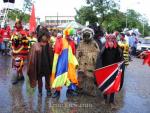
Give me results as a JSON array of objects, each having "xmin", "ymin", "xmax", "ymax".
[{"xmin": 0, "ymin": 19, "xmax": 144, "ymax": 109}]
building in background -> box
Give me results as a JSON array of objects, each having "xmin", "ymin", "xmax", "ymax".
[{"xmin": 45, "ymin": 16, "xmax": 75, "ymax": 28}]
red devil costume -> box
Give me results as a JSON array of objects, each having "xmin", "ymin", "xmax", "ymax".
[{"xmin": 11, "ymin": 19, "xmax": 29, "ymax": 84}]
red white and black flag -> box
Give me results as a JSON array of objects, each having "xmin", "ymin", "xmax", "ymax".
[
  {"xmin": 94, "ymin": 61, "xmax": 124, "ymax": 94},
  {"xmin": 3, "ymin": 0, "xmax": 15, "ymax": 3}
]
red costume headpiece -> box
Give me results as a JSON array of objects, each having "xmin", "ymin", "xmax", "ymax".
[
  {"xmin": 105, "ymin": 34, "xmax": 117, "ymax": 48},
  {"xmin": 15, "ymin": 19, "xmax": 23, "ymax": 32}
]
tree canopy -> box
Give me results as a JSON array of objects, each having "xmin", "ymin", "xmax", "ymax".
[
  {"xmin": 7, "ymin": 9, "xmax": 30, "ymax": 23},
  {"xmin": 75, "ymin": 0, "xmax": 150, "ymax": 36}
]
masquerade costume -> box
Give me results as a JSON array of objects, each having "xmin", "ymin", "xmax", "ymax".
[
  {"xmin": 11, "ymin": 20, "xmax": 29, "ymax": 60},
  {"xmin": 76, "ymin": 27, "xmax": 100, "ymax": 96},
  {"xmin": 118, "ymin": 34, "xmax": 129, "ymax": 66},
  {"xmin": 51, "ymin": 28, "xmax": 78, "ymax": 97},
  {"xmin": 27, "ymin": 34, "xmax": 37, "ymax": 49},
  {"xmin": 27, "ymin": 27, "xmax": 54, "ymax": 96},
  {"xmin": 11, "ymin": 19, "xmax": 29, "ymax": 84},
  {"xmin": 96, "ymin": 34, "xmax": 124, "ymax": 104}
]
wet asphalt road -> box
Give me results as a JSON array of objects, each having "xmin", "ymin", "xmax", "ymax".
[{"xmin": 0, "ymin": 55, "xmax": 150, "ymax": 113}]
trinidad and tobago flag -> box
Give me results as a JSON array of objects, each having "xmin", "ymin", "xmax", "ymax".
[{"xmin": 94, "ymin": 61, "xmax": 124, "ymax": 94}]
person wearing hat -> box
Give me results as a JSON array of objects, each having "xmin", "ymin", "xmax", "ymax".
[{"xmin": 96, "ymin": 34, "xmax": 124, "ymax": 108}]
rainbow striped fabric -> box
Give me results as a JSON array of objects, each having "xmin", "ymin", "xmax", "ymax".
[{"xmin": 51, "ymin": 38, "xmax": 78, "ymax": 89}]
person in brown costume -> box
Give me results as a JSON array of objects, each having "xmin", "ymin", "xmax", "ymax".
[
  {"xmin": 27, "ymin": 26, "xmax": 54, "ymax": 96},
  {"xmin": 76, "ymin": 27, "xmax": 100, "ymax": 96}
]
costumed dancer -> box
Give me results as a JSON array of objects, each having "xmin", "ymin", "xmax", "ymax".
[
  {"xmin": 27, "ymin": 32, "xmax": 37, "ymax": 49},
  {"xmin": 11, "ymin": 19, "xmax": 29, "ymax": 84},
  {"xmin": 49, "ymin": 30, "xmax": 57, "ymax": 49},
  {"xmin": 118, "ymin": 33, "xmax": 130, "ymax": 66},
  {"xmin": 27, "ymin": 26, "xmax": 53, "ymax": 96},
  {"xmin": 51, "ymin": 27, "xmax": 78, "ymax": 98},
  {"xmin": 76, "ymin": 27, "xmax": 100, "ymax": 96},
  {"xmin": 96, "ymin": 34, "xmax": 124, "ymax": 108}
]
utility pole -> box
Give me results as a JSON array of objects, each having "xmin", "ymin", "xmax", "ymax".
[
  {"xmin": 57, "ymin": 12, "xmax": 58, "ymax": 26},
  {"xmin": 126, "ymin": 13, "xmax": 127, "ymax": 28},
  {"xmin": 143, "ymin": 21, "xmax": 144, "ymax": 36}
]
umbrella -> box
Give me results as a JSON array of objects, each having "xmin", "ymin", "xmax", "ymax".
[{"xmin": 57, "ymin": 21, "xmax": 85, "ymax": 29}]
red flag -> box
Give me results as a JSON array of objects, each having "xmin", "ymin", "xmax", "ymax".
[
  {"xmin": 94, "ymin": 62, "xmax": 124, "ymax": 94},
  {"xmin": 29, "ymin": 4, "xmax": 36, "ymax": 33}
]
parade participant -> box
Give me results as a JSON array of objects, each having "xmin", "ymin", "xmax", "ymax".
[
  {"xmin": 27, "ymin": 32, "xmax": 37, "ymax": 49},
  {"xmin": 28, "ymin": 26, "xmax": 53, "ymax": 96},
  {"xmin": 76, "ymin": 27, "xmax": 100, "ymax": 96},
  {"xmin": 113, "ymin": 31, "xmax": 120, "ymax": 42},
  {"xmin": 129, "ymin": 33, "xmax": 138, "ymax": 56},
  {"xmin": 96, "ymin": 34, "xmax": 124, "ymax": 108},
  {"xmin": 0, "ymin": 25, "xmax": 11, "ymax": 55},
  {"xmin": 94, "ymin": 26, "xmax": 106, "ymax": 50},
  {"xmin": 118, "ymin": 33, "xmax": 129, "ymax": 66},
  {"xmin": 0, "ymin": 27, "xmax": 3, "ymax": 53},
  {"xmin": 11, "ymin": 19, "xmax": 29, "ymax": 84},
  {"xmin": 51, "ymin": 27, "xmax": 78, "ymax": 98},
  {"xmin": 49, "ymin": 30, "xmax": 57, "ymax": 49}
]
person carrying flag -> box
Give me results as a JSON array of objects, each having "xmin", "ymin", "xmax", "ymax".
[{"xmin": 95, "ymin": 34, "xmax": 124, "ymax": 108}]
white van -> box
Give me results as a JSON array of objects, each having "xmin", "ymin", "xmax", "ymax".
[{"xmin": 137, "ymin": 37, "xmax": 150, "ymax": 51}]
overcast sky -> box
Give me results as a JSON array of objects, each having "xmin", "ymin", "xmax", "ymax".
[{"xmin": 0, "ymin": 0, "xmax": 150, "ymax": 22}]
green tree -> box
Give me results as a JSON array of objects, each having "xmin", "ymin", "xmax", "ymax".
[
  {"xmin": 126, "ymin": 9, "xmax": 150, "ymax": 36},
  {"xmin": 126, "ymin": 9, "xmax": 142, "ymax": 29},
  {"xmin": 87, "ymin": 0, "xmax": 120, "ymax": 24},
  {"xmin": 102, "ymin": 9, "xmax": 126, "ymax": 33},
  {"xmin": 75, "ymin": 6, "xmax": 98, "ymax": 25},
  {"xmin": 76, "ymin": 1, "xmax": 150, "ymax": 36},
  {"xmin": 7, "ymin": 9, "xmax": 30, "ymax": 23}
]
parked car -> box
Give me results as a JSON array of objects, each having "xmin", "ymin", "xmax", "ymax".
[{"xmin": 137, "ymin": 37, "xmax": 150, "ymax": 54}]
